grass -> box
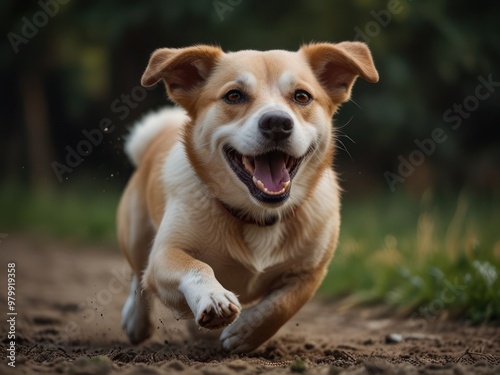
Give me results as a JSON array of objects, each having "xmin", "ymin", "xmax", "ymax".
[
  {"xmin": 320, "ymin": 189, "xmax": 500, "ymax": 323},
  {"xmin": 1, "ymin": 183, "xmax": 498, "ymax": 322},
  {"xmin": 0, "ymin": 183, "xmax": 120, "ymax": 244}
]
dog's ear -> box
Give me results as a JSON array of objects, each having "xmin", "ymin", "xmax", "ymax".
[
  {"xmin": 141, "ymin": 45, "xmax": 223, "ymax": 108},
  {"xmin": 300, "ymin": 42, "xmax": 378, "ymax": 103}
]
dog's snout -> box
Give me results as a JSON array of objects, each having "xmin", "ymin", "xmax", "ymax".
[{"xmin": 258, "ymin": 111, "xmax": 293, "ymax": 142}]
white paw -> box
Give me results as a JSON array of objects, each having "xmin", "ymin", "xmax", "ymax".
[
  {"xmin": 121, "ymin": 275, "xmax": 152, "ymax": 344},
  {"xmin": 195, "ymin": 290, "xmax": 241, "ymax": 330}
]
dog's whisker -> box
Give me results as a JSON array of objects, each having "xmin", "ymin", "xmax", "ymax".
[
  {"xmin": 336, "ymin": 131, "xmax": 356, "ymax": 145},
  {"xmin": 335, "ymin": 116, "xmax": 354, "ymax": 131},
  {"xmin": 349, "ymin": 98, "xmax": 364, "ymax": 111},
  {"xmin": 336, "ymin": 139, "xmax": 354, "ymax": 162}
]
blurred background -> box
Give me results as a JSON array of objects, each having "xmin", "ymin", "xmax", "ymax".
[{"xmin": 1, "ymin": 1, "xmax": 499, "ymax": 321}]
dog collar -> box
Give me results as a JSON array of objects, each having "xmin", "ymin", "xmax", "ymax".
[
  {"xmin": 193, "ymin": 172, "xmax": 286, "ymax": 227},
  {"xmin": 218, "ymin": 201, "xmax": 279, "ymax": 227}
]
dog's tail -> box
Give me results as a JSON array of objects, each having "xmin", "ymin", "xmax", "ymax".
[{"xmin": 125, "ymin": 107, "xmax": 189, "ymax": 167}]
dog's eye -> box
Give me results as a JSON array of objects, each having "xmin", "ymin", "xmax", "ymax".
[
  {"xmin": 293, "ymin": 90, "xmax": 312, "ymax": 105},
  {"xmin": 223, "ymin": 90, "xmax": 244, "ymax": 104}
]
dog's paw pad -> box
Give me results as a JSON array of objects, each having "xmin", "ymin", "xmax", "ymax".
[{"xmin": 196, "ymin": 293, "xmax": 240, "ymax": 330}]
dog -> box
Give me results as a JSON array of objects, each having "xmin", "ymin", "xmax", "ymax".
[{"xmin": 117, "ymin": 42, "xmax": 378, "ymax": 352}]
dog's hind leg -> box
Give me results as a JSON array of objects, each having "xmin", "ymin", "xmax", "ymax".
[
  {"xmin": 117, "ymin": 175, "xmax": 156, "ymax": 344},
  {"xmin": 121, "ymin": 273, "xmax": 152, "ymax": 344}
]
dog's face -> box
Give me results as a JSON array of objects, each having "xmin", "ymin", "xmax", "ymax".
[{"xmin": 142, "ymin": 43, "xmax": 378, "ymax": 214}]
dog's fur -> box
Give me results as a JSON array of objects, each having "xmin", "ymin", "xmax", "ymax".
[{"xmin": 117, "ymin": 43, "xmax": 378, "ymax": 352}]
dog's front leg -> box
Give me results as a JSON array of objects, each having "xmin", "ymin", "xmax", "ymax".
[
  {"xmin": 144, "ymin": 245, "xmax": 241, "ymax": 330},
  {"xmin": 220, "ymin": 267, "xmax": 326, "ymax": 352}
]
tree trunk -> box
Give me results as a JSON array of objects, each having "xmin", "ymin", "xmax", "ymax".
[{"xmin": 21, "ymin": 71, "xmax": 55, "ymax": 192}]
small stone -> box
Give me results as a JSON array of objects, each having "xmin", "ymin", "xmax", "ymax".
[{"xmin": 385, "ymin": 333, "xmax": 404, "ymax": 344}]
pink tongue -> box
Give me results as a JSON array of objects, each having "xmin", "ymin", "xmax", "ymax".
[{"xmin": 253, "ymin": 151, "xmax": 290, "ymax": 192}]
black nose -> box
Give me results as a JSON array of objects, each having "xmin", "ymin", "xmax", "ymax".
[{"xmin": 258, "ymin": 111, "xmax": 293, "ymax": 142}]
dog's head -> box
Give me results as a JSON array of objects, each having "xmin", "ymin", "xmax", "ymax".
[{"xmin": 142, "ymin": 43, "xmax": 378, "ymax": 219}]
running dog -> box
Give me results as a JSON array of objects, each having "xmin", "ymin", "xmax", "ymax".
[{"xmin": 117, "ymin": 42, "xmax": 378, "ymax": 352}]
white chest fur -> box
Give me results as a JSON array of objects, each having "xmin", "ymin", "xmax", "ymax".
[{"xmin": 241, "ymin": 224, "xmax": 287, "ymax": 274}]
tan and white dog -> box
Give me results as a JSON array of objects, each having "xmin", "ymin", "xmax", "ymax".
[{"xmin": 117, "ymin": 43, "xmax": 378, "ymax": 352}]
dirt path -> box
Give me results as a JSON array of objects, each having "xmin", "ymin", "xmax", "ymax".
[{"xmin": 0, "ymin": 237, "xmax": 499, "ymax": 374}]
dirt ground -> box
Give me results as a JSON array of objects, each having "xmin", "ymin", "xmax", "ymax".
[{"xmin": 0, "ymin": 236, "xmax": 499, "ymax": 375}]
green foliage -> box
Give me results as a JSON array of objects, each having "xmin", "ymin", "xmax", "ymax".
[
  {"xmin": 320, "ymin": 191, "xmax": 500, "ymax": 323},
  {"xmin": 290, "ymin": 356, "xmax": 307, "ymax": 373},
  {"xmin": 0, "ymin": 184, "xmax": 119, "ymax": 244}
]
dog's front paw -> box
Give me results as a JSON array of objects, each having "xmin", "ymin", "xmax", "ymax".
[
  {"xmin": 220, "ymin": 322, "xmax": 253, "ymax": 353},
  {"xmin": 195, "ymin": 291, "xmax": 241, "ymax": 330},
  {"xmin": 220, "ymin": 302, "xmax": 274, "ymax": 352},
  {"xmin": 220, "ymin": 321, "xmax": 258, "ymax": 353}
]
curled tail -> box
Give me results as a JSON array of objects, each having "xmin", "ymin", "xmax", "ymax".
[{"xmin": 125, "ymin": 107, "xmax": 189, "ymax": 167}]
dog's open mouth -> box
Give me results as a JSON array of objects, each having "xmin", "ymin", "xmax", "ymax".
[{"xmin": 223, "ymin": 146, "xmax": 305, "ymax": 204}]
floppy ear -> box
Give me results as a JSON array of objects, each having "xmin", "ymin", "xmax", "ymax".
[
  {"xmin": 300, "ymin": 42, "xmax": 379, "ymax": 103},
  {"xmin": 141, "ymin": 45, "xmax": 223, "ymax": 108}
]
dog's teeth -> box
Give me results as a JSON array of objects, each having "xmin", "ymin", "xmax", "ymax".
[
  {"xmin": 252, "ymin": 176, "xmax": 290, "ymax": 195},
  {"xmin": 252, "ymin": 176, "xmax": 265, "ymax": 191},
  {"xmin": 242, "ymin": 156, "xmax": 254, "ymax": 174}
]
